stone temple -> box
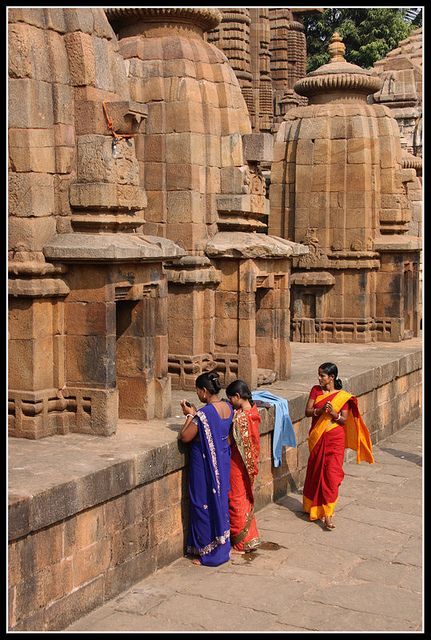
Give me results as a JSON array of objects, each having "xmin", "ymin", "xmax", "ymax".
[
  {"xmin": 8, "ymin": 6, "xmax": 421, "ymax": 441},
  {"xmin": 7, "ymin": 7, "xmax": 423, "ymax": 632},
  {"xmin": 269, "ymin": 32, "xmax": 421, "ymax": 344}
]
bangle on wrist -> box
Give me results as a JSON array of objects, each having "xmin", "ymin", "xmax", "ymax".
[
  {"xmin": 313, "ymin": 408, "xmax": 319, "ymax": 417},
  {"xmin": 335, "ymin": 412, "xmax": 341, "ymax": 422}
]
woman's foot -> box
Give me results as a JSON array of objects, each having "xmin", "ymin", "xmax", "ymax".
[
  {"xmin": 192, "ymin": 558, "xmax": 201, "ymax": 565},
  {"xmin": 231, "ymin": 548, "xmax": 246, "ymax": 555},
  {"xmin": 324, "ymin": 516, "xmax": 335, "ymax": 530}
]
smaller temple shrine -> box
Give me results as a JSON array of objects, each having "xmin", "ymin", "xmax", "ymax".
[
  {"xmin": 371, "ymin": 27, "xmax": 422, "ymax": 326},
  {"xmin": 371, "ymin": 27, "xmax": 422, "ymax": 158},
  {"xmin": 8, "ymin": 8, "xmax": 185, "ymax": 438},
  {"xmin": 269, "ymin": 33, "xmax": 421, "ymax": 344},
  {"xmin": 105, "ymin": 7, "xmax": 306, "ymax": 392}
]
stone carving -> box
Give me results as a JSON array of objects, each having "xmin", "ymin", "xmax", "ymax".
[
  {"xmin": 298, "ymin": 227, "xmax": 326, "ymax": 266},
  {"xmin": 350, "ymin": 239, "xmax": 363, "ymax": 251},
  {"xmin": 371, "ymin": 27, "xmax": 422, "ymax": 156}
]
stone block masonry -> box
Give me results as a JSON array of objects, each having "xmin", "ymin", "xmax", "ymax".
[{"xmin": 8, "ymin": 340, "xmax": 421, "ymax": 630}]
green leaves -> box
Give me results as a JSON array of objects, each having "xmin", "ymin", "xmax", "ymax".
[{"xmin": 302, "ymin": 8, "xmax": 418, "ymax": 72}]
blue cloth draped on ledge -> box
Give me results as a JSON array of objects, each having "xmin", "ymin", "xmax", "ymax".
[{"xmin": 251, "ymin": 390, "xmax": 297, "ymax": 467}]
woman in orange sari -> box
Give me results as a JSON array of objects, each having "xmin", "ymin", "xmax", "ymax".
[
  {"xmin": 226, "ymin": 380, "xmax": 261, "ymax": 553},
  {"xmin": 303, "ymin": 362, "xmax": 374, "ymax": 530}
]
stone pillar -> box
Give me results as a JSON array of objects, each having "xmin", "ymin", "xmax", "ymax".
[
  {"xmin": 8, "ymin": 281, "xmax": 70, "ymax": 439},
  {"xmin": 8, "ymin": 8, "xmax": 75, "ymax": 438},
  {"xmin": 205, "ymin": 234, "xmax": 305, "ymax": 386}
]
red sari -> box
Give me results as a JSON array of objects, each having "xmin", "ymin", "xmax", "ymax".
[
  {"xmin": 303, "ymin": 386, "xmax": 374, "ymax": 521},
  {"xmin": 229, "ymin": 404, "xmax": 261, "ymax": 551}
]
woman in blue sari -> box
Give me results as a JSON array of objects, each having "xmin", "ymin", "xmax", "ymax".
[{"xmin": 178, "ymin": 371, "xmax": 233, "ymax": 566}]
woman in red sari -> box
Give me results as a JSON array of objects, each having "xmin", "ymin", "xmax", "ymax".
[
  {"xmin": 303, "ymin": 362, "xmax": 374, "ymax": 530},
  {"xmin": 226, "ymin": 380, "xmax": 261, "ymax": 553}
]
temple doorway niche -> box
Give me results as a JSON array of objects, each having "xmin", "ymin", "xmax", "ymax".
[
  {"xmin": 255, "ymin": 287, "xmax": 272, "ymax": 376},
  {"xmin": 291, "ymin": 287, "xmax": 317, "ymax": 343},
  {"xmin": 115, "ymin": 296, "xmax": 149, "ymax": 419},
  {"xmin": 403, "ymin": 261, "xmax": 418, "ymax": 339},
  {"xmin": 255, "ymin": 273, "xmax": 289, "ymax": 385}
]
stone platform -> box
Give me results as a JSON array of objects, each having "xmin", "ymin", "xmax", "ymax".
[
  {"xmin": 67, "ymin": 417, "xmax": 423, "ymax": 632},
  {"xmin": 8, "ymin": 339, "xmax": 422, "ymax": 631}
]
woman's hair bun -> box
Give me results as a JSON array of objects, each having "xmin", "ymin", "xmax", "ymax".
[
  {"xmin": 208, "ymin": 371, "xmax": 221, "ymax": 392},
  {"xmin": 195, "ymin": 370, "xmax": 221, "ymax": 393}
]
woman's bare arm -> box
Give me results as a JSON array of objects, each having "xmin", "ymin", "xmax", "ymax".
[{"xmin": 178, "ymin": 416, "xmax": 198, "ymax": 443}]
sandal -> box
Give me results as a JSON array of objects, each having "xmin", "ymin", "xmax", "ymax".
[{"xmin": 324, "ymin": 518, "xmax": 335, "ymax": 530}]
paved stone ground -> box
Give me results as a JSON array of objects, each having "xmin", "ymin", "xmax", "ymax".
[{"xmin": 67, "ymin": 417, "xmax": 423, "ymax": 633}]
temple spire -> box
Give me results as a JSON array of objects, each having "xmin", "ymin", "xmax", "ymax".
[{"xmin": 328, "ymin": 31, "xmax": 346, "ymax": 62}]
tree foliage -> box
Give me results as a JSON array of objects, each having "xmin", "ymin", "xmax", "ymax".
[{"xmin": 302, "ymin": 8, "xmax": 419, "ymax": 72}]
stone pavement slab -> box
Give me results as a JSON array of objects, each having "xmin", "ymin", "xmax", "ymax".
[{"xmin": 67, "ymin": 417, "xmax": 422, "ymax": 633}]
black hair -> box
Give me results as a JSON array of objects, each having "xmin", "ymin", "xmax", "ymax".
[
  {"xmin": 225, "ymin": 379, "xmax": 254, "ymax": 405},
  {"xmin": 195, "ymin": 370, "xmax": 222, "ymax": 394},
  {"xmin": 318, "ymin": 362, "xmax": 343, "ymax": 390}
]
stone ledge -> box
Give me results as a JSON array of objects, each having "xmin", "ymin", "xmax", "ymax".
[
  {"xmin": 8, "ymin": 340, "xmax": 422, "ymax": 540},
  {"xmin": 206, "ymin": 231, "xmax": 308, "ymax": 259},
  {"xmin": 373, "ymin": 235, "xmax": 422, "ymax": 252},
  {"xmin": 43, "ymin": 233, "xmax": 186, "ymax": 262}
]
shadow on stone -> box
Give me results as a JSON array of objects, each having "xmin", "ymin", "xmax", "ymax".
[
  {"xmin": 275, "ymin": 492, "xmax": 304, "ymax": 516},
  {"xmin": 379, "ymin": 447, "xmax": 422, "ymax": 467}
]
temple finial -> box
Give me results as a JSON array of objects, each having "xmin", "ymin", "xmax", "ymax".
[{"xmin": 328, "ymin": 31, "xmax": 346, "ymax": 62}]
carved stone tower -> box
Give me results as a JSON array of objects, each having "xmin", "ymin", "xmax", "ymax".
[
  {"xmin": 269, "ymin": 33, "xmax": 421, "ymax": 343},
  {"xmin": 269, "ymin": 8, "xmax": 308, "ymax": 129},
  {"xmin": 8, "ymin": 8, "xmax": 183, "ymax": 438},
  {"xmin": 208, "ymin": 8, "xmax": 323, "ymax": 134},
  {"xmin": 106, "ymin": 7, "xmax": 306, "ymax": 389}
]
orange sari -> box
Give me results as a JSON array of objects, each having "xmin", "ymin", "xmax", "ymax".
[
  {"xmin": 303, "ymin": 389, "xmax": 374, "ymax": 521},
  {"xmin": 229, "ymin": 404, "xmax": 261, "ymax": 551}
]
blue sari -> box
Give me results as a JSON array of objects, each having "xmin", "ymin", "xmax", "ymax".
[{"xmin": 186, "ymin": 402, "xmax": 233, "ymax": 566}]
